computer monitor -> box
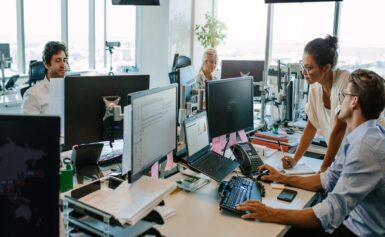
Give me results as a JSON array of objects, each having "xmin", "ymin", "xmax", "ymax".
[
  {"xmin": 221, "ymin": 60, "xmax": 265, "ymax": 97},
  {"xmin": 0, "ymin": 43, "xmax": 11, "ymax": 69},
  {"xmin": 0, "ymin": 115, "xmax": 60, "ymax": 236},
  {"xmin": 179, "ymin": 65, "xmax": 196, "ymax": 106},
  {"xmin": 126, "ymin": 84, "xmax": 177, "ymax": 182},
  {"xmin": 64, "ymin": 75, "xmax": 150, "ymax": 148},
  {"xmin": 206, "ymin": 76, "xmax": 254, "ymax": 139}
]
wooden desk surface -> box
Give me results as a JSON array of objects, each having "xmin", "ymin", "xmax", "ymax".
[{"xmin": 157, "ymin": 152, "xmax": 322, "ymax": 237}]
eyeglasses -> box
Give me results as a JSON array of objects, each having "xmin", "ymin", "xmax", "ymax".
[
  {"xmin": 338, "ymin": 91, "xmax": 357, "ymax": 103},
  {"xmin": 299, "ymin": 60, "xmax": 312, "ymax": 75}
]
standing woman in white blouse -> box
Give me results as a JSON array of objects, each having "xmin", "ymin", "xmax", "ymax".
[{"xmin": 281, "ymin": 35, "xmax": 350, "ymax": 172}]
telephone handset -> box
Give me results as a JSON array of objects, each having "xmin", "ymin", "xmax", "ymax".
[{"xmin": 231, "ymin": 142, "xmax": 264, "ymax": 176}]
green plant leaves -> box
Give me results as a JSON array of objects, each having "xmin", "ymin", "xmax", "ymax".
[{"xmin": 195, "ymin": 13, "xmax": 227, "ymax": 48}]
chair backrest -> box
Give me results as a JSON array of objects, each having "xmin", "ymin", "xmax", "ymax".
[
  {"xmin": 168, "ymin": 71, "xmax": 179, "ymax": 84},
  {"xmin": 20, "ymin": 85, "xmax": 30, "ymax": 98},
  {"xmin": 29, "ymin": 61, "xmax": 46, "ymax": 86},
  {"xmin": 5, "ymin": 74, "xmax": 20, "ymax": 90}
]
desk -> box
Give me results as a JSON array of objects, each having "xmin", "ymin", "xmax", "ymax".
[
  {"xmin": 157, "ymin": 152, "xmax": 322, "ymax": 237},
  {"xmin": 0, "ymin": 92, "xmax": 22, "ymax": 106}
]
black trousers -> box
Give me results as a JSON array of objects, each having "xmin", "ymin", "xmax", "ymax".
[{"xmin": 284, "ymin": 224, "xmax": 358, "ymax": 237}]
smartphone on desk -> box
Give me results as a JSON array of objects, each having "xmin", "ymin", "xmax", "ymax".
[
  {"xmin": 277, "ymin": 188, "xmax": 297, "ymax": 202},
  {"xmin": 231, "ymin": 142, "xmax": 264, "ymax": 176}
]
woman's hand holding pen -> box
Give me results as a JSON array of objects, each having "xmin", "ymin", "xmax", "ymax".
[{"xmin": 281, "ymin": 156, "xmax": 297, "ymax": 169}]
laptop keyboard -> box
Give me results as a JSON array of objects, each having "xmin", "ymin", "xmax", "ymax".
[
  {"xmin": 218, "ymin": 176, "xmax": 264, "ymax": 215},
  {"xmin": 191, "ymin": 152, "xmax": 239, "ymax": 182}
]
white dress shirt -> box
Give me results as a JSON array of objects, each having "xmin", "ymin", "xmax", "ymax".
[
  {"xmin": 312, "ymin": 120, "xmax": 385, "ymax": 236},
  {"xmin": 21, "ymin": 76, "xmax": 50, "ymax": 115}
]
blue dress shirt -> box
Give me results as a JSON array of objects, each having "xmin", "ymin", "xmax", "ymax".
[{"xmin": 312, "ymin": 120, "xmax": 385, "ymax": 236}]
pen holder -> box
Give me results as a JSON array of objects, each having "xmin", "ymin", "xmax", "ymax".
[{"xmin": 60, "ymin": 163, "xmax": 74, "ymax": 192}]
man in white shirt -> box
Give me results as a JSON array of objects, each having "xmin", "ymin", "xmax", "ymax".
[
  {"xmin": 237, "ymin": 69, "xmax": 385, "ymax": 236},
  {"xmin": 22, "ymin": 41, "xmax": 68, "ymax": 114}
]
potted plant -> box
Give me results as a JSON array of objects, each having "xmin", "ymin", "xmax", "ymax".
[{"xmin": 195, "ymin": 13, "xmax": 227, "ymax": 48}]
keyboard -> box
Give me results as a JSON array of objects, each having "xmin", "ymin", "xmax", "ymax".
[
  {"xmin": 218, "ymin": 176, "xmax": 265, "ymax": 215},
  {"xmin": 190, "ymin": 152, "xmax": 239, "ymax": 182},
  {"xmin": 98, "ymin": 150, "xmax": 123, "ymax": 165}
]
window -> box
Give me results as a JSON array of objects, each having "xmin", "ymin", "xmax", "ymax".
[
  {"xmin": 271, "ymin": 2, "xmax": 334, "ymax": 64},
  {"xmin": 106, "ymin": 4, "xmax": 136, "ymax": 72},
  {"xmin": 216, "ymin": 0, "xmax": 267, "ymax": 61},
  {"xmin": 95, "ymin": 0, "xmax": 106, "ymax": 69},
  {"xmin": 68, "ymin": 0, "xmax": 89, "ymax": 70},
  {"xmin": 24, "ymin": 0, "xmax": 61, "ymax": 68},
  {"xmin": 339, "ymin": 0, "xmax": 385, "ymax": 75},
  {"xmin": 0, "ymin": 1, "xmax": 18, "ymax": 72}
]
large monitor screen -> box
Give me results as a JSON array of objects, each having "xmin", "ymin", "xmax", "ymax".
[
  {"xmin": 221, "ymin": 60, "xmax": 264, "ymax": 97},
  {"xmin": 128, "ymin": 84, "xmax": 177, "ymax": 182},
  {"xmin": 64, "ymin": 75, "xmax": 149, "ymax": 148},
  {"xmin": 206, "ymin": 76, "xmax": 254, "ymax": 139},
  {"xmin": 0, "ymin": 115, "xmax": 60, "ymax": 236}
]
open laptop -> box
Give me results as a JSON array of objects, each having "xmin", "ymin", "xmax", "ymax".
[
  {"xmin": 0, "ymin": 115, "xmax": 60, "ymax": 236},
  {"xmin": 183, "ymin": 112, "xmax": 239, "ymax": 182}
]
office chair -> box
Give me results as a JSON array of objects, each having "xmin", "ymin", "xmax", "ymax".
[
  {"xmin": 28, "ymin": 61, "xmax": 46, "ymax": 85},
  {"xmin": 4, "ymin": 74, "xmax": 20, "ymax": 90},
  {"xmin": 20, "ymin": 61, "xmax": 46, "ymax": 97}
]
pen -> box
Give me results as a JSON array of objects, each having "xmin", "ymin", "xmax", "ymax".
[
  {"xmin": 278, "ymin": 141, "xmax": 292, "ymax": 168},
  {"xmin": 277, "ymin": 140, "xmax": 286, "ymax": 157}
]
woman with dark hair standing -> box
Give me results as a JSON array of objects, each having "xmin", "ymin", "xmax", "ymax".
[{"xmin": 281, "ymin": 35, "xmax": 350, "ymax": 172}]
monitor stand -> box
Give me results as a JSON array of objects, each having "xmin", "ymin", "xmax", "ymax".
[{"xmin": 71, "ymin": 143, "xmax": 104, "ymax": 184}]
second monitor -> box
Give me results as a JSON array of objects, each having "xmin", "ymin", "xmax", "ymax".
[
  {"xmin": 126, "ymin": 84, "xmax": 178, "ymax": 182},
  {"xmin": 221, "ymin": 60, "xmax": 264, "ymax": 97},
  {"xmin": 206, "ymin": 76, "xmax": 254, "ymax": 139},
  {"xmin": 64, "ymin": 75, "xmax": 150, "ymax": 148}
]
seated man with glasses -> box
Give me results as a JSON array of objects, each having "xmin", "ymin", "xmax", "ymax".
[
  {"xmin": 238, "ymin": 69, "xmax": 385, "ymax": 237},
  {"xmin": 22, "ymin": 41, "xmax": 68, "ymax": 115}
]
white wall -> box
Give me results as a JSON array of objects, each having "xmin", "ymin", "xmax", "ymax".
[
  {"xmin": 168, "ymin": 0, "xmax": 193, "ymax": 65},
  {"xmin": 135, "ymin": 0, "xmax": 213, "ymax": 87},
  {"xmin": 136, "ymin": 0, "xmax": 170, "ymax": 88},
  {"xmin": 192, "ymin": 0, "xmax": 214, "ymax": 73}
]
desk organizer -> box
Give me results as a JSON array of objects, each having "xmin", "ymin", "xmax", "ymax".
[{"xmin": 62, "ymin": 176, "xmax": 165, "ymax": 237}]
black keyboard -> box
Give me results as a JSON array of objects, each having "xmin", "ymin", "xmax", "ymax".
[
  {"xmin": 218, "ymin": 176, "xmax": 265, "ymax": 215},
  {"xmin": 98, "ymin": 150, "xmax": 123, "ymax": 165},
  {"xmin": 190, "ymin": 152, "xmax": 239, "ymax": 182}
]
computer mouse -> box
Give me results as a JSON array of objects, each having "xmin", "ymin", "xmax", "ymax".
[{"xmin": 256, "ymin": 170, "xmax": 272, "ymax": 183}]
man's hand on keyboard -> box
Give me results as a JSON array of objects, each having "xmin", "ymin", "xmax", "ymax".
[{"xmin": 236, "ymin": 200, "xmax": 275, "ymax": 222}]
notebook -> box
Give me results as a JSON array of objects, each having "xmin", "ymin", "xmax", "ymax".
[
  {"xmin": 0, "ymin": 115, "xmax": 60, "ymax": 236},
  {"xmin": 183, "ymin": 112, "xmax": 239, "ymax": 182}
]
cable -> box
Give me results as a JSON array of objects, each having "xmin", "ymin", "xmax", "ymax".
[{"xmin": 221, "ymin": 136, "xmax": 230, "ymax": 160}]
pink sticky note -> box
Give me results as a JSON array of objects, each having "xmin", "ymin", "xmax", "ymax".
[
  {"xmin": 165, "ymin": 152, "xmax": 175, "ymax": 171},
  {"xmin": 238, "ymin": 130, "xmax": 248, "ymax": 142},
  {"xmin": 212, "ymin": 136, "xmax": 222, "ymax": 155},
  {"xmin": 219, "ymin": 135, "xmax": 227, "ymax": 149},
  {"xmin": 229, "ymin": 132, "xmax": 237, "ymax": 146},
  {"xmin": 151, "ymin": 162, "xmax": 159, "ymax": 178}
]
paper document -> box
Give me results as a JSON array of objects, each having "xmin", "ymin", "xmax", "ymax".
[
  {"xmin": 85, "ymin": 176, "xmax": 176, "ymax": 225},
  {"xmin": 48, "ymin": 78, "xmax": 64, "ymax": 132},
  {"xmin": 281, "ymin": 163, "xmax": 315, "ymax": 176},
  {"xmin": 154, "ymin": 206, "xmax": 176, "ymax": 220}
]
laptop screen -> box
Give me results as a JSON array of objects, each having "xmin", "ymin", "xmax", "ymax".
[
  {"xmin": 185, "ymin": 112, "xmax": 210, "ymax": 157},
  {"xmin": 0, "ymin": 115, "xmax": 60, "ymax": 236}
]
